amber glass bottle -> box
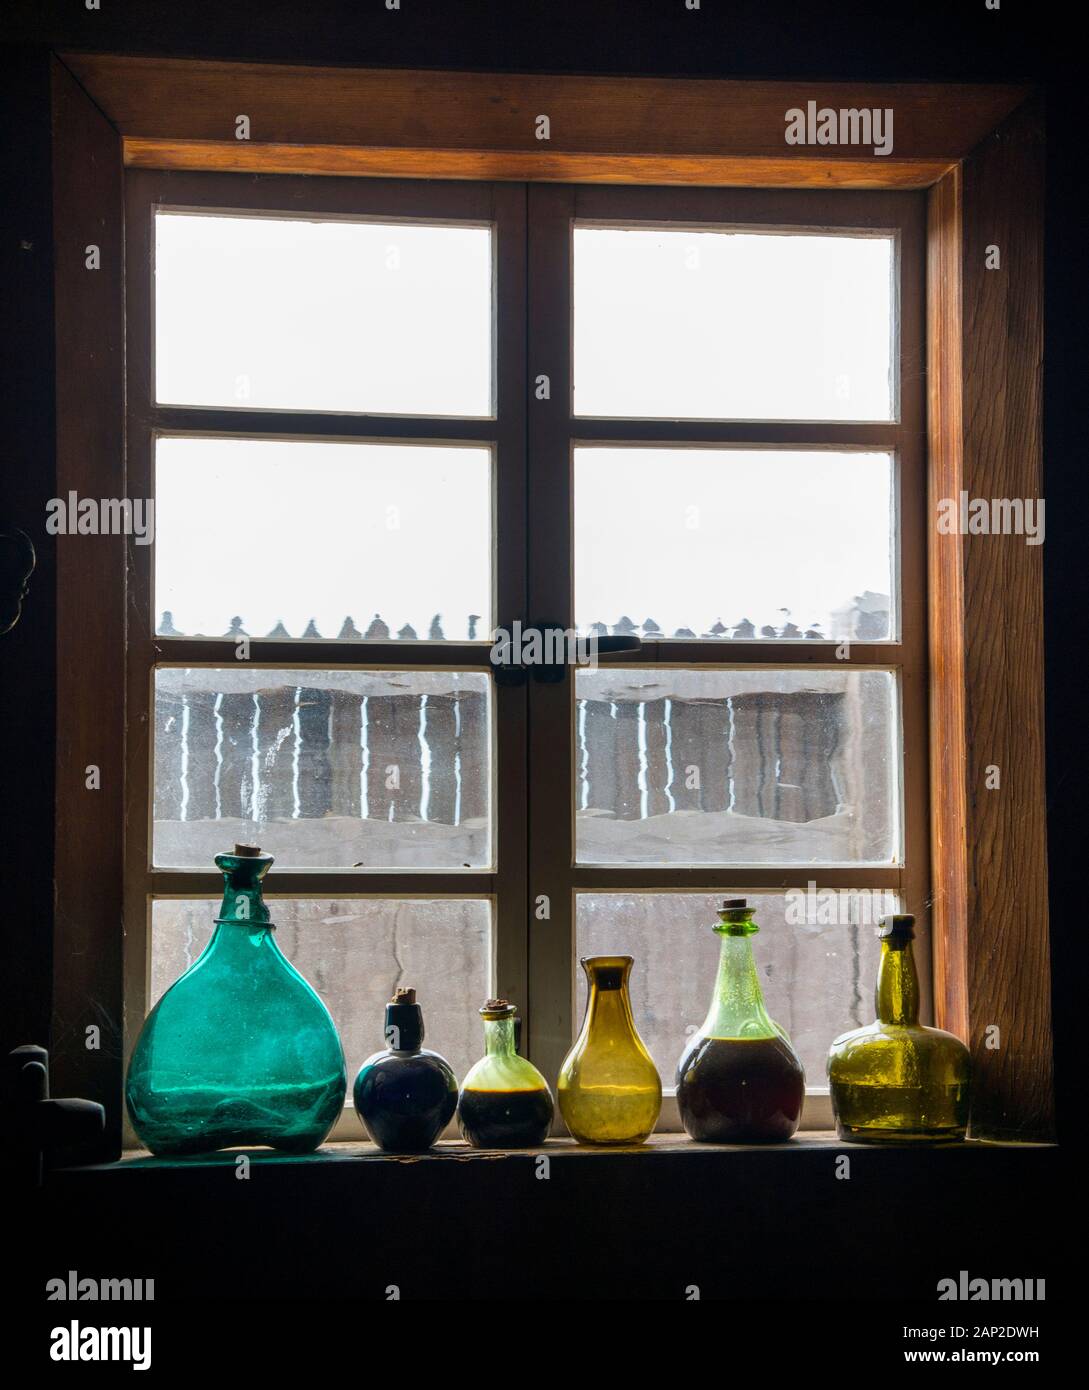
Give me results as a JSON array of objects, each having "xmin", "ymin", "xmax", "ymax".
[
  {"xmin": 827, "ymin": 914, "xmax": 970, "ymax": 1143},
  {"xmin": 457, "ymin": 1000, "xmax": 554, "ymax": 1148},
  {"xmin": 676, "ymin": 899, "xmax": 805, "ymax": 1143},
  {"xmin": 558, "ymin": 956, "xmax": 661, "ymax": 1145}
]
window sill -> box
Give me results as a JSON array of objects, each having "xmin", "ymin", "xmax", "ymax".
[{"xmin": 87, "ymin": 1130, "xmax": 1056, "ymax": 1173}]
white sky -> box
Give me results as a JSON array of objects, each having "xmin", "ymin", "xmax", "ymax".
[{"xmin": 153, "ymin": 214, "xmax": 896, "ymax": 639}]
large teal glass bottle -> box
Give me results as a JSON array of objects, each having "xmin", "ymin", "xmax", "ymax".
[{"xmin": 125, "ymin": 845, "xmax": 347, "ymax": 1155}]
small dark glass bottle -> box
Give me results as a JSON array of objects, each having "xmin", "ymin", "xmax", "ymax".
[
  {"xmin": 676, "ymin": 899, "xmax": 805, "ymax": 1143},
  {"xmin": 457, "ymin": 999, "xmax": 554, "ymax": 1148},
  {"xmin": 353, "ymin": 988, "xmax": 458, "ymax": 1152}
]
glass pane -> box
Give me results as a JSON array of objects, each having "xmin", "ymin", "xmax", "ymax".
[
  {"xmin": 574, "ymin": 447, "xmax": 894, "ymax": 642},
  {"xmin": 153, "ymin": 668, "xmax": 492, "ymax": 870},
  {"xmin": 155, "ymin": 212, "xmax": 493, "ymax": 415},
  {"xmin": 574, "ymin": 227, "xmax": 894, "ymax": 421},
  {"xmin": 154, "ymin": 436, "xmax": 491, "ymax": 641},
  {"xmin": 575, "ymin": 667, "xmax": 900, "ymax": 866},
  {"xmin": 576, "ymin": 890, "xmax": 894, "ymax": 1087},
  {"xmin": 151, "ymin": 898, "xmax": 491, "ymax": 1085}
]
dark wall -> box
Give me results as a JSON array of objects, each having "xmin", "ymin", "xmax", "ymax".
[{"xmin": 1, "ymin": 0, "xmax": 1081, "ymax": 1301}]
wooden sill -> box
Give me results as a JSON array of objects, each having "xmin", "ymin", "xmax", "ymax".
[{"xmin": 83, "ymin": 1131, "xmax": 1056, "ymax": 1172}]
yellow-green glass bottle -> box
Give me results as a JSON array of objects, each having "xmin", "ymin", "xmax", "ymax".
[
  {"xmin": 457, "ymin": 1000, "xmax": 554, "ymax": 1148},
  {"xmin": 558, "ymin": 955, "xmax": 662, "ymax": 1146},
  {"xmin": 827, "ymin": 914, "xmax": 970, "ymax": 1143}
]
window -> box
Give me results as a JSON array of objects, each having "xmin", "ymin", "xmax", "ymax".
[
  {"xmin": 50, "ymin": 61, "xmax": 1053, "ymax": 1151},
  {"xmin": 122, "ymin": 171, "xmax": 927, "ymax": 1137}
]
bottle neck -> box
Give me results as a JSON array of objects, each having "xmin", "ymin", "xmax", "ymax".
[
  {"xmin": 583, "ymin": 962, "xmax": 637, "ymax": 1037},
  {"xmin": 218, "ymin": 879, "xmax": 270, "ymax": 928},
  {"xmin": 385, "ymin": 1002, "xmax": 424, "ymax": 1053},
  {"xmin": 702, "ymin": 931, "xmax": 776, "ymax": 1039},
  {"xmin": 875, "ymin": 938, "xmax": 920, "ymax": 1025},
  {"xmin": 483, "ymin": 1016, "xmax": 517, "ymax": 1060},
  {"xmin": 215, "ymin": 851, "xmax": 273, "ymax": 928}
]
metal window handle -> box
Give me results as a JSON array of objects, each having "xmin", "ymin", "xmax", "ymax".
[{"xmin": 494, "ymin": 625, "xmax": 644, "ymax": 685}]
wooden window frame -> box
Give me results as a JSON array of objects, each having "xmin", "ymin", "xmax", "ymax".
[{"xmin": 50, "ymin": 55, "xmax": 1051, "ymax": 1156}]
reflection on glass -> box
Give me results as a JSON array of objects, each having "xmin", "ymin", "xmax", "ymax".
[
  {"xmin": 156, "ymin": 213, "xmax": 493, "ymax": 415},
  {"xmin": 153, "ymin": 668, "xmax": 492, "ymax": 869},
  {"xmin": 574, "ymin": 448, "xmax": 894, "ymax": 642},
  {"xmin": 576, "ymin": 891, "xmax": 894, "ymax": 1087},
  {"xmin": 151, "ymin": 898, "xmax": 492, "ymax": 1086},
  {"xmin": 154, "ymin": 437, "xmax": 492, "ymax": 641},
  {"xmin": 574, "ymin": 227, "xmax": 895, "ymax": 420},
  {"xmin": 574, "ymin": 667, "xmax": 900, "ymax": 866}
]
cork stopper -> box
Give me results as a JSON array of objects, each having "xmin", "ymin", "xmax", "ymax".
[
  {"xmin": 233, "ymin": 843, "xmax": 262, "ymax": 857},
  {"xmin": 716, "ymin": 898, "xmax": 757, "ymax": 936},
  {"xmin": 480, "ymin": 998, "xmax": 516, "ymax": 1019},
  {"xmin": 391, "ymin": 987, "xmax": 417, "ymax": 1005}
]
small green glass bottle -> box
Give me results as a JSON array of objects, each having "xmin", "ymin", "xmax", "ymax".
[
  {"xmin": 677, "ymin": 899, "xmax": 805, "ymax": 1143},
  {"xmin": 559, "ymin": 956, "xmax": 662, "ymax": 1145},
  {"xmin": 125, "ymin": 845, "xmax": 347, "ymax": 1155},
  {"xmin": 827, "ymin": 914, "xmax": 970, "ymax": 1143},
  {"xmin": 457, "ymin": 999, "xmax": 554, "ymax": 1148}
]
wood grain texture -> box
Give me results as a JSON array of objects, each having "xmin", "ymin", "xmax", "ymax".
[
  {"xmin": 50, "ymin": 57, "xmax": 126, "ymax": 1161},
  {"xmin": 60, "ymin": 53, "xmax": 1026, "ymax": 164},
  {"xmin": 122, "ymin": 138, "xmax": 953, "ymax": 189},
  {"xmin": 927, "ymin": 165, "xmax": 970, "ymax": 1043},
  {"xmin": 929, "ymin": 99, "xmax": 1052, "ymax": 1140}
]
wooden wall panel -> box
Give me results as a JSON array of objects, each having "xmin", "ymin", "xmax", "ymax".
[
  {"xmin": 51, "ymin": 56, "xmax": 126, "ymax": 1160},
  {"xmin": 929, "ymin": 98, "xmax": 1052, "ymax": 1140},
  {"xmin": 63, "ymin": 54, "xmax": 1025, "ymax": 171}
]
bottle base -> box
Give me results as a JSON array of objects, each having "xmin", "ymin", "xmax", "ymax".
[
  {"xmin": 835, "ymin": 1122, "xmax": 967, "ymax": 1145},
  {"xmin": 566, "ymin": 1130, "xmax": 654, "ymax": 1147}
]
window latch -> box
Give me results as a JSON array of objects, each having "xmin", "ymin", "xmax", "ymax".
[{"xmin": 493, "ymin": 624, "xmax": 643, "ymax": 686}]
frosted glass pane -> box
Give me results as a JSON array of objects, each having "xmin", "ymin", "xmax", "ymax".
[
  {"xmin": 151, "ymin": 898, "xmax": 492, "ymax": 1085},
  {"xmin": 574, "ymin": 227, "xmax": 894, "ymax": 420},
  {"xmin": 153, "ymin": 668, "xmax": 492, "ymax": 870},
  {"xmin": 574, "ymin": 667, "xmax": 900, "ymax": 866},
  {"xmin": 574, "ymin": 448, "xmax": 894, "ymax": 642},
  {"xmin": 155, "ymin": 213, "xmax": 493, "ymax": 415},
  {"xmin": 576, "ymin": 891, "xmax": 893, "ymax": 1086},
  {"xmin": 154, "ymin": 436, "xmax": 491, "ymax": 642}
]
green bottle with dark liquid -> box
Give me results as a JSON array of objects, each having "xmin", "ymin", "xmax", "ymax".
[
  {"xmin": 457, "ymin": 999, "xmax": 554, "ymax": 1148},
  {"xmin": 676, "ymin": 899, "xmax": 805, "ymax": 1143}
]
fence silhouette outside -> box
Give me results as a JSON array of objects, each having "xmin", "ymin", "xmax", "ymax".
[{"xmin": 153, "ymin": 605, "xmax": 894, "ymax": 869}]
